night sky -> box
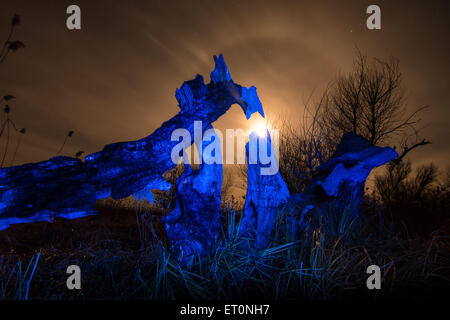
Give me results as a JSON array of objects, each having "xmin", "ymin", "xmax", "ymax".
[{"xmin": 0, "ymin": 0, "xmax": 449, "ymax": 170}]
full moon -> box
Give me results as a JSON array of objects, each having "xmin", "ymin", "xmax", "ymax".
[{"xmin": 253, "ymin": 122, "xmax": 267, "ymax": 137}]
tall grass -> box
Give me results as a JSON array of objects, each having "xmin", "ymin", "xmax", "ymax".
[
  {"xmin": 127, "ymin": 202, "xmax": 449, "ymax": 300},
  {"xmin": 0, "ymin": 200, "xmax": 448, "ymax": 300},
  {"xmin": 0, "ymin": 250, "xmax": 41, "ymax": 300}
]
